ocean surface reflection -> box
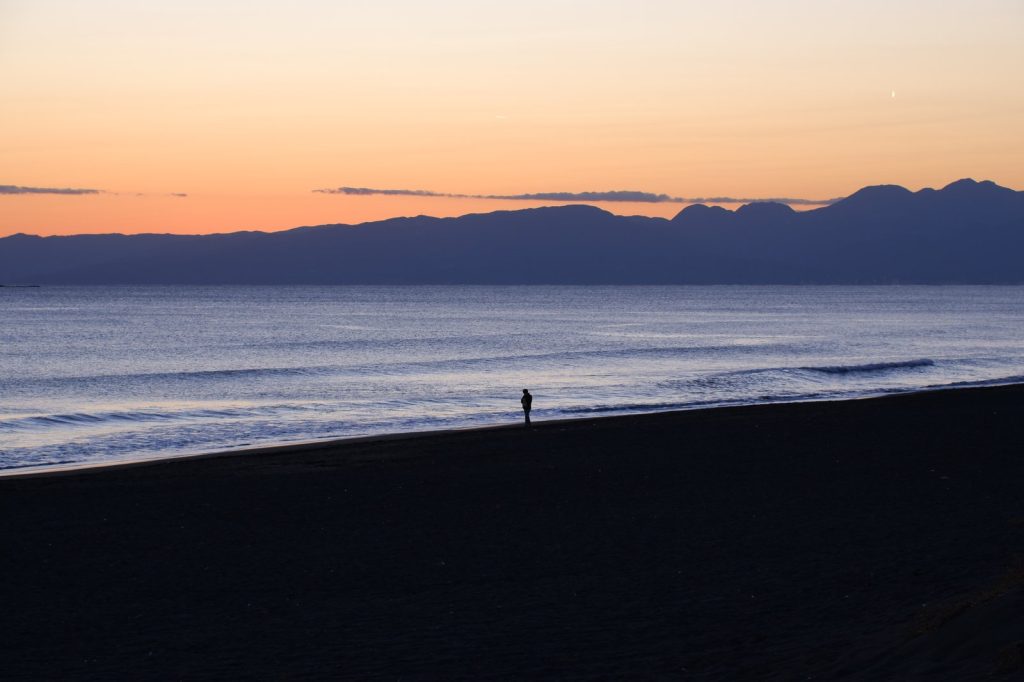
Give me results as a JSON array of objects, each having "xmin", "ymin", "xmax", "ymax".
[{"xmin": 2, "ymin": 285, "xmax": 1023, "ymax": 470}]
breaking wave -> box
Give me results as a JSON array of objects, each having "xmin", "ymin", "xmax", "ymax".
[{"xmin": 802, "ymin": 359, "xmax": 935, "ymax": 375}]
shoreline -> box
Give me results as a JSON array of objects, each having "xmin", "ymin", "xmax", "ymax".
[
  {"xmin": 4, "ymin": 378, "xmax": 1023, "ymax": 480},
  {"xmin": 3, "ymin": 382, "xmax": 1024, "ymax": 678}
]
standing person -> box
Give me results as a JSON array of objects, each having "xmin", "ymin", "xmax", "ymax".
[{"xmin": 521, "ymin": 389, "xmax": 533, "ymax": 426}]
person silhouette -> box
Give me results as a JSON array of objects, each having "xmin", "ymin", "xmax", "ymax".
[{"xmin": 520, "ymin": 389, "xmax": 533, "ymax": 426}]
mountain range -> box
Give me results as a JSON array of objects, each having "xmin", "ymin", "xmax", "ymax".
[{"xmin": 2, "ymin": 179, "xmax": 1022, "ymax": 284}]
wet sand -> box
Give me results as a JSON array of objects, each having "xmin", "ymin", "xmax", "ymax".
[{"xmin": 2, "ymin": 385, "xmax": 1024, "ymax": 679}]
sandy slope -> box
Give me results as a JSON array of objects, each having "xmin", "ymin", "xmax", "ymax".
[{"xmin": 2, "ymin": 385, "xmax": 1024, "ymax": 679}]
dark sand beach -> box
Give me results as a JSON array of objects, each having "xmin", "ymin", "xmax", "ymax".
[{"xmin": 3, "ymin": 385, "xmax": 1024, "ymax": 680}]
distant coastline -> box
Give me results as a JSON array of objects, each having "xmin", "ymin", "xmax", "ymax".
[{"xmin": 2, "ymin": 179, "xmax": 1022, "ymax": 284}]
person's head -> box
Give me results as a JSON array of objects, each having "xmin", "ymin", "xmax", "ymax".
[{"xmin": 523, "ymin": 388, "xmax": 530, "ymax": 394}]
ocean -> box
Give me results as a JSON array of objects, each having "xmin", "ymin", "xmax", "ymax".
[{"xmin": 2, "ymin": 285, "xmax": 1023, "ymax": 472}]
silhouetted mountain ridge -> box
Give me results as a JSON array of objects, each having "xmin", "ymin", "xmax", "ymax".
[{"xmin": 2, "ymin": 179, "xmax": 1022, "ymax": 283}]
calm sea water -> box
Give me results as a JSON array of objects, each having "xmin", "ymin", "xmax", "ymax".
[{"xmin": 2, "ymin": 286, "xmax": 1023, "ymax": 472}]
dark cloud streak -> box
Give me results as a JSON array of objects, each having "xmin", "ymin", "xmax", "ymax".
[
  {"xmin": 1, "ymin": 185, "xmax": 191, "ymax": 198},
  {"xmin": 326, "ymin": 187, "xmax": 446, "ymax": 197},
  {"xmin": 314, "ymin": 186, "xmax": 838, "ymax": 206},
  {"xmin": 1, "ymin": 184, "xmax": 102, "ymax": 195}
]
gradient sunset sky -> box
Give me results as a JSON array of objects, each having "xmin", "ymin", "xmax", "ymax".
[{"xmin": 3, "ymin": 0, "xmax": 1022, "ymax": 236}]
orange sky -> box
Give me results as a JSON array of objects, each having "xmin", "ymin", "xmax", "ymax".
[{"xmin": 2, "ymin": 0, "xmax": 1022, "ymax": 236}]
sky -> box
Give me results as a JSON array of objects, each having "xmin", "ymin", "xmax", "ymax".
[{"xmin": 2, "ymin": 0, "xmax": 1022, "ymax": 236}]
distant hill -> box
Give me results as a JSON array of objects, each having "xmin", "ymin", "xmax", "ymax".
[{"xmin": 2, "ymin": 179, "xmax": 1022, "ymax": 284}]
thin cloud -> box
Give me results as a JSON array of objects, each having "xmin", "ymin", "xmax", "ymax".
[
  {"xmin": 500, "ymin": 191, "xmax": 675, "ymax": 203},
  {"xmin": 321, "ymin": 187, "xmax": 447, "ymax": 198},
  {"xmin": 314, "ymin": 186, "xmax": 838, "ymax": 206},
  {"xmin": 2, "ymin": 185, "xmax": 189, "ymax": 197},
  {"xmin": 0, "ymin": 184, "xmax": 102, "ymax": 195},
  {"xmin": 118, "ymin": 191, "xmax": 190, "ymax": 198}
]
